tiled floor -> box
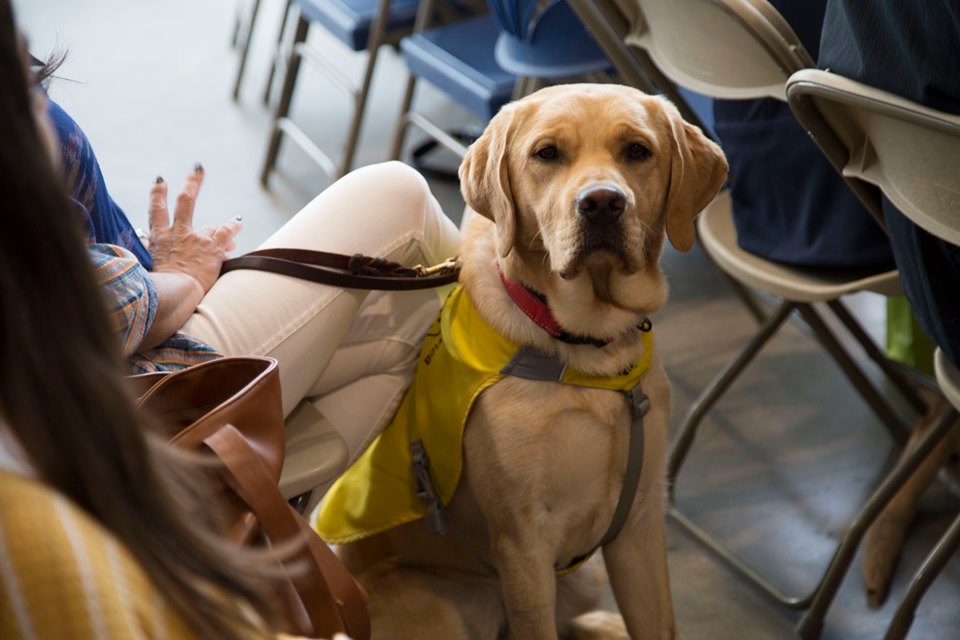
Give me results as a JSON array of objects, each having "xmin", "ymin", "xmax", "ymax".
[{"xmin": 17, "ymin": 0, "xmax": 960, "ymax": 637}]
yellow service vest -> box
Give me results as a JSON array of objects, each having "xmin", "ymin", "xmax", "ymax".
[{"xmin": 313, "ymin": 285, "xmax": 654, "ymax": 545}]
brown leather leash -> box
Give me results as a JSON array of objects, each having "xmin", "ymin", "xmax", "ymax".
[{"xmin": 221, "ymin": 248, "xmax": 460, "ymax": 290}]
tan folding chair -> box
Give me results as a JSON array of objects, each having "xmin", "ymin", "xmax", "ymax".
[
  {"xmin": 566, "ymin": 0, "xmax": 929, "ymax": 629},
  {"xmin": 278, "ymin": 400, "xmax": 349, "ymax": 514},
  {"xmin": 787, "ymin": 68, "xmax": 960, "ymax": 639}
]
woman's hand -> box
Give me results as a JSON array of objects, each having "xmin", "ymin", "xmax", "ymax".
[
  {"xmin": 138, "ymin": 165, "xmax": 244, "ymax": 350},
  {"xmin": 148, "ymin": 164, "xmax": 243, "ymax": 296}
]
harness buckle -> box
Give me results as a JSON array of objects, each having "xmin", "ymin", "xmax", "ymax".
[
  {"xmin": 626, "ymin": 387, "xmax": 651, "ymax": 420},
  {"xmin": 410, "ymin": 440, "xmax": 448, "ymax": 534}
]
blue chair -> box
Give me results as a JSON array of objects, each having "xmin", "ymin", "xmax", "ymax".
[
  {"xmin": 490, "ymin": 0, "xmax": 610, "ymax": 89},
  {"xmin": 260, "ymin": 0, "xmax": 422, "ymax": 185},
  {"xmin": 388, "ymin": 0, "xmax": 614, "ymax": 166}
]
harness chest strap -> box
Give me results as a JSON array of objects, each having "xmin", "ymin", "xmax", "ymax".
[{"xmin": 411, "ymin": 346, "xmax": 651, "ymax": 575}]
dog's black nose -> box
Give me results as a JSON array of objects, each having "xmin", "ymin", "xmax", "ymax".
[{"xmin": 576, "ymin": 185, "xmax": 626, "ymax": 224}]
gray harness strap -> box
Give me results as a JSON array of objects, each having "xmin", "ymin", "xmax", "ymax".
[
  {"xmin": 410, "ymin": 347, "xmax": 651, "ymax": 576},
  {"xmin": 503, "ymin": 347, "xmax": 650, "ymax": 571}
]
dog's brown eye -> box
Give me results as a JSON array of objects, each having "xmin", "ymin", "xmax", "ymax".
[
  {"xmin": 627, "ymin": 143, "xmax": 651, "ymax": 160},
  {"xmin": 535, "ymin": 145, "xmax": 559, "ymax": 161}
]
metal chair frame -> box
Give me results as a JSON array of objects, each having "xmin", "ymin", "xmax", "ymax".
[
  {"xmin": 260, "ymin": 0, "xmax": 412, "ymax": 184},
  {"xmin": 388, "ymin": 0, "xmax": 474, "ymax": 161},
  {"xmin": 787, "ymin": 68, "xmax": 960, "ymax": 640},
  {"xmin": 885, "ymin": 354, "xmax": 960, "ymax": 640}
]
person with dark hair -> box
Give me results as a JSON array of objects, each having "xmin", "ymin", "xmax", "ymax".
[{"xmin": 0, "ymin": 1, "xmax": 351, "ymax": 637}]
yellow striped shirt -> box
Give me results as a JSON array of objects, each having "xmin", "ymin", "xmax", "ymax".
[
  {"xmin": 0, "ymin": 470, "xmax": 201, "ymax": 639},
  {"xmin": 0, "ymin": 471, "xmax": 323, "ymax": 640}
]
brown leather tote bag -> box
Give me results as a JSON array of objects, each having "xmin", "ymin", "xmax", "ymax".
[{"xmin": 131, "ymin": 356, "xmax": 370, "ymax": 640}]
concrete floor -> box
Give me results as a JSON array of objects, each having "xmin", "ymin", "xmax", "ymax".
[{"xmin": 16, "ymin": 0, "xmax": 960, "ymax": 638}]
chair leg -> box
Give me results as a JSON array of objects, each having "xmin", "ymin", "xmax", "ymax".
[
  {"xmin": 722, "ymin": 271, "xmax": 767, "ymax": 324},
  {"xmin": 828, "ymin": 299, "xmax": 929, "ymax": 417},
  {"xmin": 260, "ymin": 14, "xmax": 309, "ymax": 187},
  {"xmin": 230, "ymin": 0, "xmax": 244, "ymax": 48},
  {"xmin": 231, "ymin": 0, "xmax": 263, "ymax": 101},
  {"xmin": 796, "ymin": 406, "xmax": 960, "ymax": 639},
  {"xmin": 514, "ymin": 76, "xmax": 546, "ymax": 100},
  {"xmin": 338, "ymin": 0, "xmax": 394, "ymax": 177},
  {"xmin": 668, "ymin": 301, "xmax": 796, "ymax": 488},
  {"xmin": 796, "ymin": 304, "xmax": 910, "ymax": 444},
  {"xmin": 511, "ymin": 76, "xmax": 528, "ymax": 100},
  {"xmin": 262, "ymin": 0, "xmax": 294, "ymax": 107},
  {"xmin": 389, "ymin": 75, "xmax": 418, "ymax": 161},
  {"xmin": 669, "ymin": 298, "xmax": 936, "ymax": 615},
  {"xmin": 668, "ymin": 301, "xmax": 822, "ymax": 609},
  {"xmin": 884, "ymin": 511, "xmax": 960, "ymax": 640},
  {"xmin": 289, "ymin": 490, "xmax": 313, "ymax": 514}
]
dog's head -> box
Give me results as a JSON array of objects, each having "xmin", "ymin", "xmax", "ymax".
[{"xmin": 460, "ymin": 84, "xmax": 727, "ymax": 331}]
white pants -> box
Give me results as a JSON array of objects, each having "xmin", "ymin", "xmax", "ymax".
[{"xmin": 182, "ymin": 162, "xmax": 461, "ymax": 463}]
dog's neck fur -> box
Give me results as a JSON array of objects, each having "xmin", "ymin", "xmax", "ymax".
[
  {"xmin": 459, "ymin": 217, "xmax": 659, "ymax": 377},
  {"xmin": 496, "ymin": 266, "xmax": 613, "ymax": 348}
]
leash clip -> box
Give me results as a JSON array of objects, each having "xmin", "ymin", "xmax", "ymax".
[
  {"xmin": 413, "ymin": 257, "xmax": 460, "ymax": 277},
  {"xmin": 410, "ymin": 440, "xmax": 448, "ymax": 534},
  {"xmin": 626, "ymin": 387, "xmax": 651, "ymax": 420}
]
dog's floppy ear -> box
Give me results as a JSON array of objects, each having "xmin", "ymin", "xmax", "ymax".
[
  {"xmin": 459, "ymin": 105, "xmax": 517, "ymax": 258},
  {"xmin": 661, "ymin": 101, "xmax": 729, "ymax": 252}
]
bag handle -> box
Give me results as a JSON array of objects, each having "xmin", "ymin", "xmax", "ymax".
[
  {"xmin": 221, "ymin": 248, "xmax": 460, "ymax": 291},
  {"xmin": 205, "ymin": 424, "xmax": 370, "ymax": 640}
]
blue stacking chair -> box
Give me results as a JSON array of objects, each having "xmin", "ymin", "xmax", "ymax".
[
  {"xmin": 490, "ymin": 0, "xmax": 610, "ymax": 94},
  {"xmin": 389, "ymin": 0, "xmax": 614, "ymax": 165},
  {"xmin": 260, "ymin": 0, "xmax": 422, "ymax": 185}
]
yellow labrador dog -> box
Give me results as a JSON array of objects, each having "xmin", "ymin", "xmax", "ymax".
[{"xmin": 315, "ymin": 84, "xmax": 727, "ymax": 639}]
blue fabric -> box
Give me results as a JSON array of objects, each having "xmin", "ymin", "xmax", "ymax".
[
  {"xmin": 676, "ymin": 86, "xmax": 715, "ymax": 141},
  {"xmin": 711, "ymin": 0, "xmax": 894, "ymax": 269},
  {"xmin": 492, "ymin": 0, "xmax": 610, "ymax": 78},
  {"xmin": 820, "ymin": 0, "xmax": 960, "ymax": 369},
  {"xmin": 48, "ymin": 99, "xmax": 153, "ymax": 270},
  {"xmin": 297, "ymin": 0, "xmax": 420, "ymax": 51},
  {"xmin": 401, "ymin": 14, "xmax": 515, "ymax": 121}
]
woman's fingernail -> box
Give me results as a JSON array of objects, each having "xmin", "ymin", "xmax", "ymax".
[
  {"xmin": 194, "ymin": 162, "xmax": 204, "ymax": 173},
  {"xmin": 235, "ymin": 216, "xmax": 243, "ymax": 222},
  {"xmin": 155, "ymin": 176, "xmax": 164, "ymax": 184}
]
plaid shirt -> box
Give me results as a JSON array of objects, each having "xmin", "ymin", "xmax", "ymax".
[
  {"xmin": 49, "ymin": 99, "xmax": 221, "ymax": 373},
  {"xmin": 90, "ymin": 244, "xmax": 221, "ymax": 373}
]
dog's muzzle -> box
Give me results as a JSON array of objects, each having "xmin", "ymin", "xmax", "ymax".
[{"xmin": 574, "ymin": 184, "xmax": 630, "ymax": 266}]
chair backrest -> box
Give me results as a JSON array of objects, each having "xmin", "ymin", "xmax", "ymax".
[
  {"xmin": 489, "ymin": 0, "xmax": 609, "ymax": 78},
  {"xmin": 583, "ymin": 0, "xmax": 813, "ymax": 101},
  {"xmin": 787, "ymin": 68, "xmax": 960, "ymax": 246},
  {"xmin": 489, "ymin": 0, "xmax": 580, "ymax": 39},
  {"xmin": 487, "ymin": 0, "xmax": 538, "ymax": 38}
]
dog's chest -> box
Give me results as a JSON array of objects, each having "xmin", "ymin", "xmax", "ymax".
[{"xmin": 466, "ymin": 377, "xmax": 634, "ymax": 548}]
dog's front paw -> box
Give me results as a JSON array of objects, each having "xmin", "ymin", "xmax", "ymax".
[{"xmin": 565, "ymin": 610, "xmax": 629, "ymax": 640}]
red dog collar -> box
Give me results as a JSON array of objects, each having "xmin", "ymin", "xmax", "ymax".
[{"xmin": 497, "ymin": 265, "xmax": 613, "ymax": 348}]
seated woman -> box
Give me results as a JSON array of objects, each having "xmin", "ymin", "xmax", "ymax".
[
  {"xmin": 38, "ymin": 64, "xmax": 462, "ymax": 466},
  {"xmin": 0, "ymin": 3, "xmax": 345, "ymax": 637}
]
